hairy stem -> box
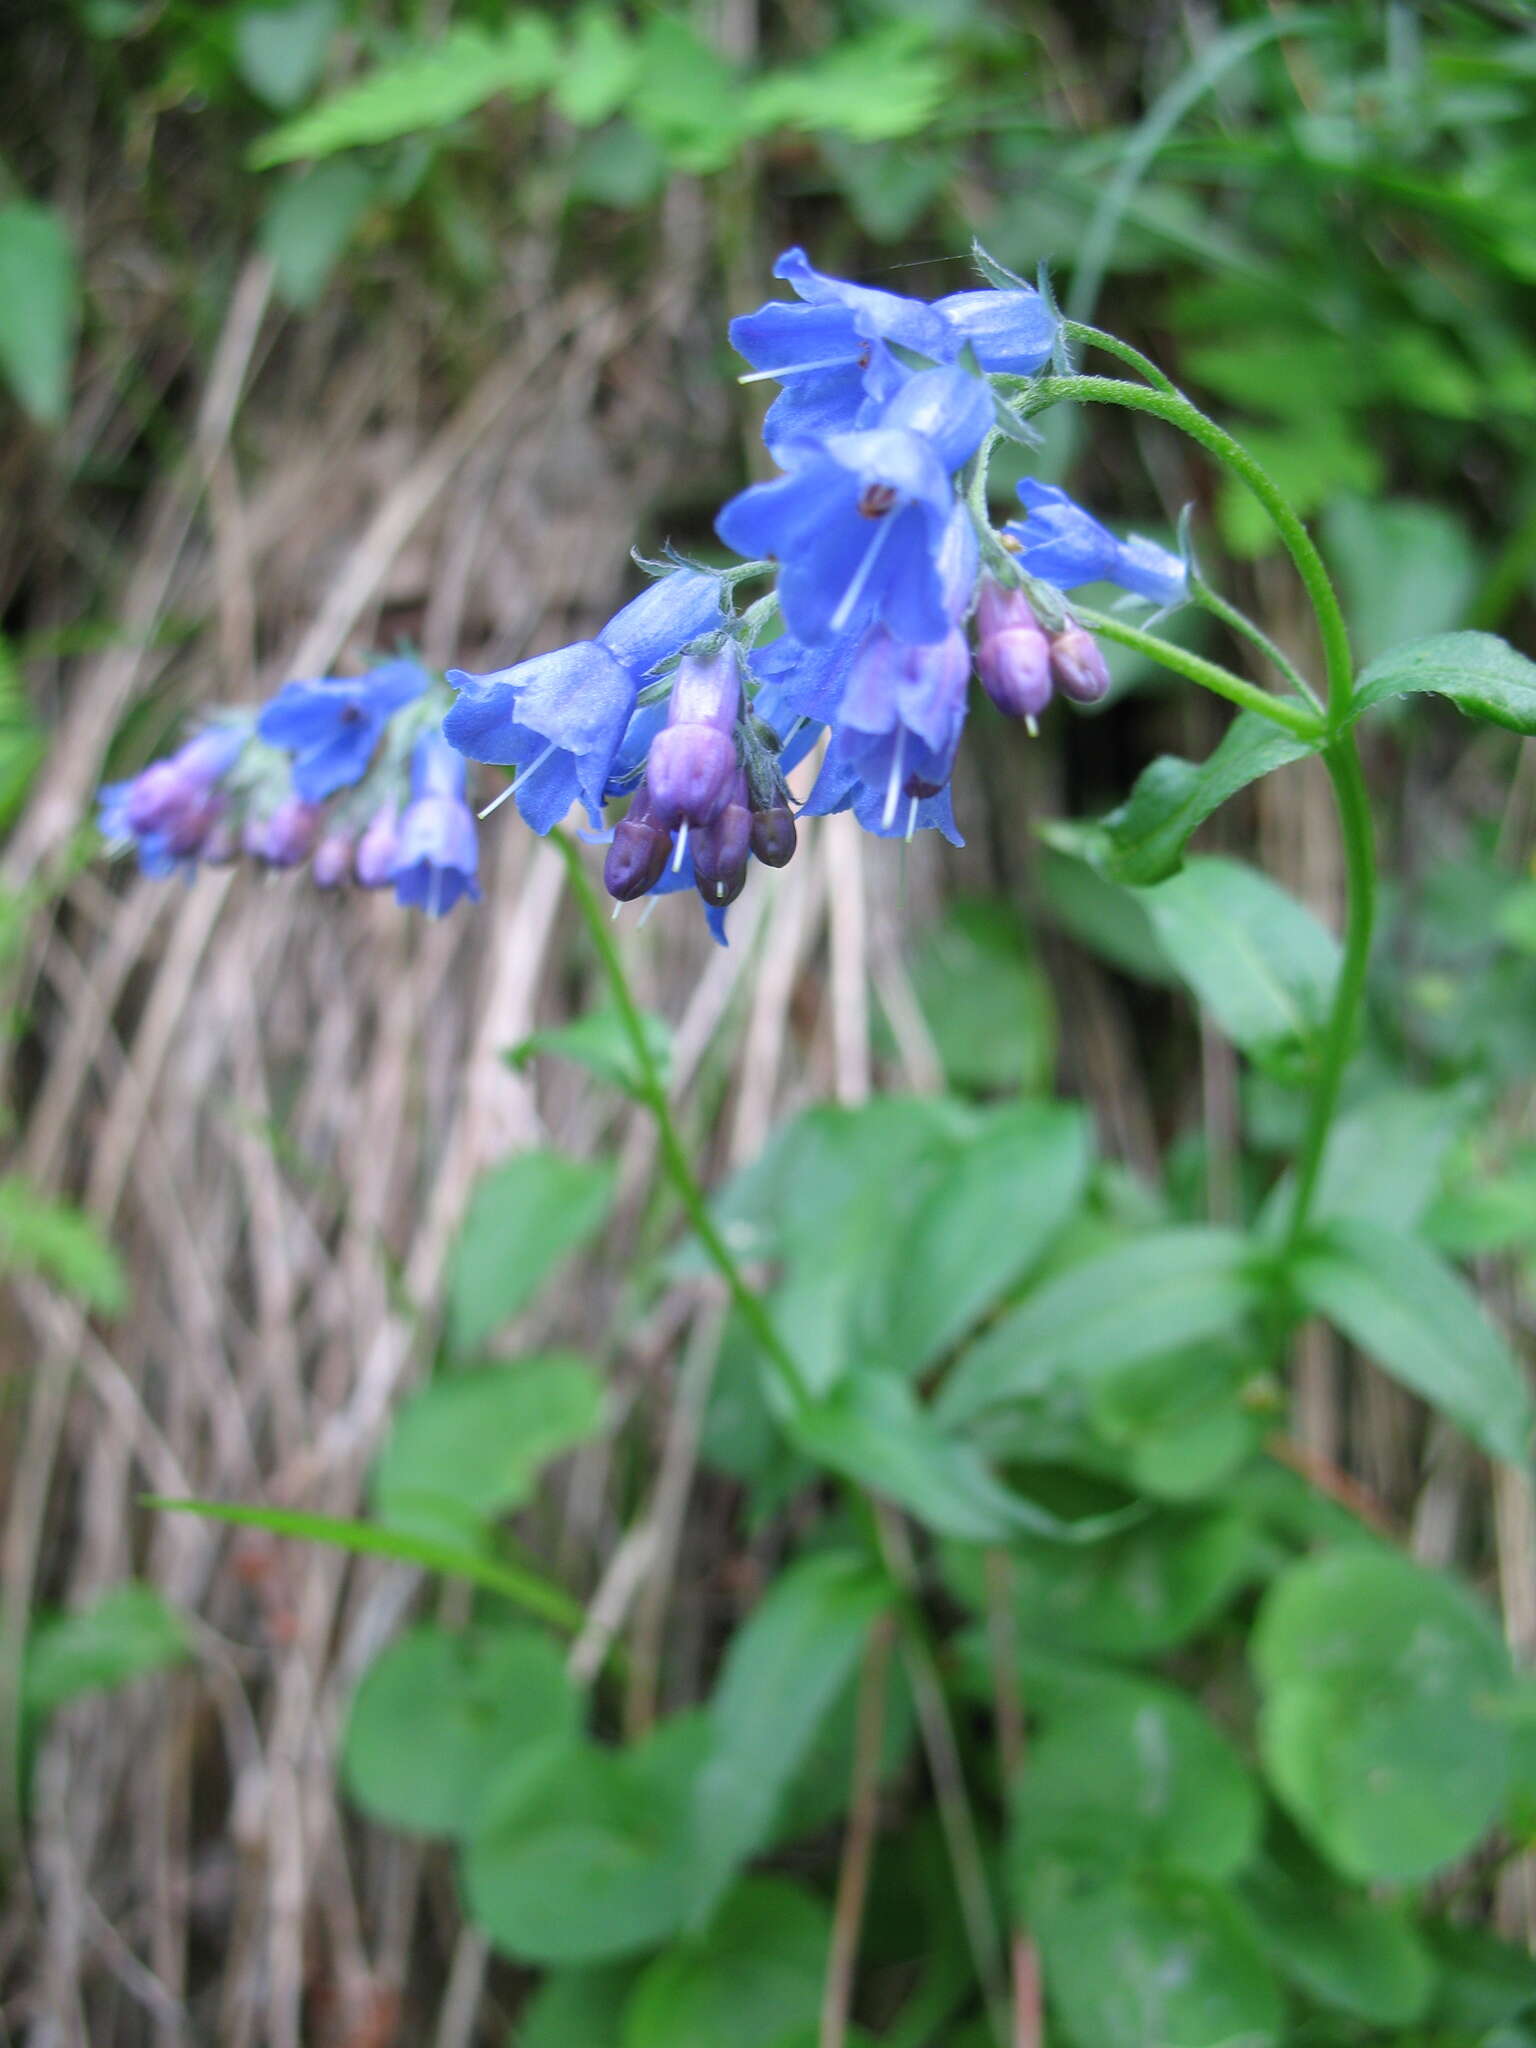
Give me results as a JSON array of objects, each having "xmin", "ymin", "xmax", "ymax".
[
  {"xmin": 552, "ymin": 830, "xmax": 813, "ymax": 1411},
  {"xmin": 1060, "ymin": 319, "xmax": 1178, "ymax": 395},
  {"xmin": 1191, "ymin": 582, "xmax": 1322, "ymax": 715},
  {"xmin": 1068, "ymin": 603, "xmax": 1321, "ymax": 738},
  {"xmin": 1023, "ymin": 374, "xmax": 1353, "ymax": 714},
  {"xmin": 1281, "ymin": 735, "xmax": 1377, "ymax": 1253}
]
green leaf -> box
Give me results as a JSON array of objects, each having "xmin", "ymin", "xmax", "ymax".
[
  {"xmin": 689, "ymin": 1552, "xmax": 889, "ymax": 1920},
  {"xmin": 1291, "ymin": 1219, "xmax": 1535, "ymax": 1465},
  {"xmin": 1036, "ymin": 845, "xmax": 1173, "ymax": 981},
  {"xmin": 1254, "ymin": 1549, "xmax": 1514, "ymax": 1881},
  {"xmin": 1141, "ymin": 856, "xmax": 1340, "ymax": 1073},
  {"xmin": 250, "ymin": 19, "xmax": 561, "ymax": 166},
  {"xmin": 448, "ymin": 1151, "xmax": 615, "ymax": 1354},
  {"xmin": 0, "ymin": 202, "xmax": 78, "ymax": 426},
  {"xmin": 1349, "ymin": 630, "xmax": 1536, "ymax": 737},
  {"xmin": 234, "ymin": 0, "xmax": 338, "ymax": 110},
  {"xmin": 1073, "ymin": 710, "xmax": 1315, "ymax": 888},
  {"xmin": 372, "ymin": 1356, "xmax": 604, "ymax": 1548},
  {"xmin": 517, "ymin": 1966, "xmax": 635, "ymax": 2048},
  {"xmin": 938, "ymin": 1227, "xmax": 1261, "ymax": 1426},
  {"xmin": 1427, "ymin": 1921, "xmax": 1536, "ymax": 2034},
  {"xmin": 906, "ymin": 898, "xmax": 1056, "ymax": 1093},
  {"xmin": 1267, "ymin": 1084, "xmax": 1473, "ymax": 1236},
  {"xmin": 509, "ymin": 1004, "xmax": 670, "ymax": 1099},
  {"xmin": 551, "ymin": 7, "xmax": 639, "ymax": 126},
  {"xmin": 623, "ymin": 1877, "xmax": 829, "ymax": 2048},
  {"xmin": 744, "ymin": 28, "xmax": 951, "ymax": 144},
  {"xmin": 465, "ymin": 1714, "xmax": 707, "ymax": 1965},
  {"xmin": 1242, "ymin": 1854, "xmax": 1434, "ymax": 2026},
  {"xmin": 626, "ymin": 16, "xmax": 746, "ymax": 173},
  {"xmin": 24, "ymin": 1584, "xmax": 188, "ymax": 1717},
  {"xmin": 954, "ymin": 1505, "xmax": 1261, "ymax": 1659},
  {"xmin": 0, "ymin": 1173, "xmax": 126, "ymax": 1313},
  {"xmin": 1323, "ymin": 496, "xmax": 1480, "ymax": 669},
  {"xmin": 146, "ymin": 1497, "xmax": 582, "ymax": 1629},
  {"xmin": 1011, "ymin": 1668, "xmax": 1261, "ymax": 1882},
  {"xmin": 259, "ymin": 159, "xmax": 372, "ymax": 308},
  {"xmin": 1029, "ymin": 1866, "xmax": 1282, "ymax": 2048},
  {"xmin": 792, "ymin": 1373, "xmax": 1107, "ymax": 1545},
  {"xmin": 342, "ymin": 1623, "xmax": 575, "ymax": 1838},
  {"xmin": 878, "ymin": 1102, "xmax": 1092, "ymax": 1376},
  {"xmin": 1087, "ymin": 1342, "xmax": 1268, "ymax": 1501}
]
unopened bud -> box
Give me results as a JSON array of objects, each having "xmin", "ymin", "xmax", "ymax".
[
  {"xmin": 693, "ymin": 773, "xmax": 752, "ymax": 907},
  {"xmin": 604, "ymin": 785, "xmax": 673, "ymax": 902},
  {"xmin": 749, "ymin": 800, "xmax": 797, "ymax": 868},
  {"xmin": 246, "ymin": 796, "xmax": 324, "ymax": 868},
  {"xmin": 355, "ymin": 803, "xmax": 399, "ymax": 888},
  {"xmin": 975, "ymin": 579, "xmax": 1053, "ymax": 721},
  {"xmin": 312, "ymin": 832, "xmax": 354, "ymax": 889},
  {"xmin": 646, "ymin": 647, "xmax": 742, "ymax": 829},
  {"xmin": 1049, "ymin": 627, "xmax": 1112, "ymax": 705}
]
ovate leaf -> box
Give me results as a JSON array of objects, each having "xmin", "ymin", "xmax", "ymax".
[
  {"xmin": 1141, "ymin": 856, "xmax": 1339, "ymax": 1074},
  {"xmin": 878, "ymin": 1101, "xmax": 1091, "ymax": 1376},
  {"xmin": 24, "ymin": 1583, "xmax": 188, "ymax": 1717},
  {"xmin": 1292, "ymin": 1218, "xmax": 1535, "ymax": 1465},
  {"xmin": 938, "ymin": 1228, "xmax": 1260, "ymax": 1425},
  {"xmin": 1075, "ymin": 710, "xmax": 1315, "ymax": 887},
  {"xmin": 624, "ymin": 1877, "xmax": 830, "ymax": 2048},
  {"xmin": 1243, "ymin": 1854, "xmax": 1434, "ymax": 2026},
  {"xmin": 342, "ymin": 1623, "xmax": 575, "ymax": 1838},
  {"xmin": 448, "ymin": 1151, "xmax": 615, "ymax": 1354},
  {"xmin": 371, "ymin": 1355, "xmax": 604, "ymax": 1547},
  {"xmin": 689, "ymin": 1551, "xmax": 889, "ymax": 1920},
  {"xmin": 0, "ymin": 1173, "xmax": 126, "ymax": 1313},
  {"xmin": 259, "ymin": 159, "xmax": 372, "ymax": 308},
  {"xmin": 0, "ymin": 202, "xmax": 78, "ymax": 425},
  {"xmin": 234, "ymin": 0, "xmax": 338, "ymax": 110},
  {"xmin": 1349, "ymin": 630, "xmax": 1536, "ymax": 736},
  {"xmin": 1254, "ymin": 1549, "xmax": 1514, "ymax": 1882}
]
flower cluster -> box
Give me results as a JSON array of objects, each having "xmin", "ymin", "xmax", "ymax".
[
  {"xmin": 98, "ymin": 661, "xmax": 481, "ymax": 916},
  {"xmin": 100, "ymin": 246, "xmax": 1188, "ymax": 941}
]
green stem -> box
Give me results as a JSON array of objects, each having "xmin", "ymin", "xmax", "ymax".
[
  {"xmin": 1191, "ymin": 583, "xmax": 1323, "ymax": 716},
  {"xmin": 1060, "ymin": 320, "xmax": 1178, "ymax": 396},
  {"xmin": 552, "ymin": 830, "xmax": 813, "ymax": 1412},
  {"xmin": 1280, "ymin": 736, "xmax": 1376, "ymax": 1254},
  {"xmin": 1068, "ymin": 603, "xmax": 1322, "ymax": 740},
  {"xmin": 1024, "ymin": 375, "xmax": 1354, "ymax": 717}
]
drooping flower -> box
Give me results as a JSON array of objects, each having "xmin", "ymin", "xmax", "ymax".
[
  {"xmin": 258, "ymin": 660, "xmax": 429, "ymax": 802},
  {"xmin": 691, "ymin": 771, "xmax": 753, "ymax": 908},
  {"xmin": 716, "ymin": 367, "xmax": 990, "ymax": 647},
  {"xmin": 97, "ymin": 721, "xmax": 249, "ymax": 876},
  {"xmin": 444, "ymin": 569, "xmax": 726, "ymax": 832},
  {"xmin": 603, "ymin": 784, "xmax": 674, "ymax": 903},
  {"xmin": 391, "ymin": 727, "xmax": 480, "ymax": 915},
  {"xmin": 1006, "ymin": 480, "xmax": 1187, "ymax": 608},
  {"xmin": 730, "ymin": 248, "xmax": 1055, "ymax": 454}
]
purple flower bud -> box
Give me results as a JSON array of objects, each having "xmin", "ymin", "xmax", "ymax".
[
  {"xmin": 312, "ymin": 832, "xmax": 354, "ymax": 889},
  {"xmin": 1050, "ymin": 627, "xmax": 1112, "ymax": 705},
  {"xmin": 355, "ymin": 802, "xmax": 400, "ymax": 889},
  {"xmin": 200, "ymin": 817, "xmax": 240, "ymax": 866},
  {"xmin": 692, "ymin": 773, "xmax": 753, "ymax": 908},
  {"xmin": 750, "ymin": 800, "xmax": 797, "ymax": 868},
  {"xmin": 604, "ymin": 784, "xmax": 673, "ymax": 902},
  {"xmin": 975, "ymin": 579, "xmax": 1053, "ymax": 721},
  {"xmin": 246, "ymin": 796, "xmax": 324, "ymax": 868},
  {"xmin": 645, "ymin": 648, "xmax": 742, "ymax": 830}
]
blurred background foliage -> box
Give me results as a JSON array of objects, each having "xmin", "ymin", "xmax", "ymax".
[{"xmin": 5, "ymin": 0, "xmax": 1536, "ymax": 2043}]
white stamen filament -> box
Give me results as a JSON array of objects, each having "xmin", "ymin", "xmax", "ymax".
[
  {"xmin": 1025, "ymin": 714, "xmax": 1039, "ymax": 739},
  {"xmin": 736, "ymin": 354, "xmax": 860, "ymax": 385},
  {"xmin": 672, "ymin": 819, "xmax": 689, "ymax": 874},
  {"xmin": 480, "ymin": 738, "xmax": 558, "ymax": 820},
  {"xmin": 882, "ymin": 727, "xmax": 906, "ymax": 833},
  {"xmin": 831, "ymin": 514, "xmax": 897, "ymax": 636},
  {"xmin": 906, "ymin": 795, "xmax": 919, "ymax": 842}
]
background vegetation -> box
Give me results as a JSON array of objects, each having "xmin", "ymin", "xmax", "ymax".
[{"xmin": 3, "ymin": 1, "xmax": 1536, "ymax": 2042}]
